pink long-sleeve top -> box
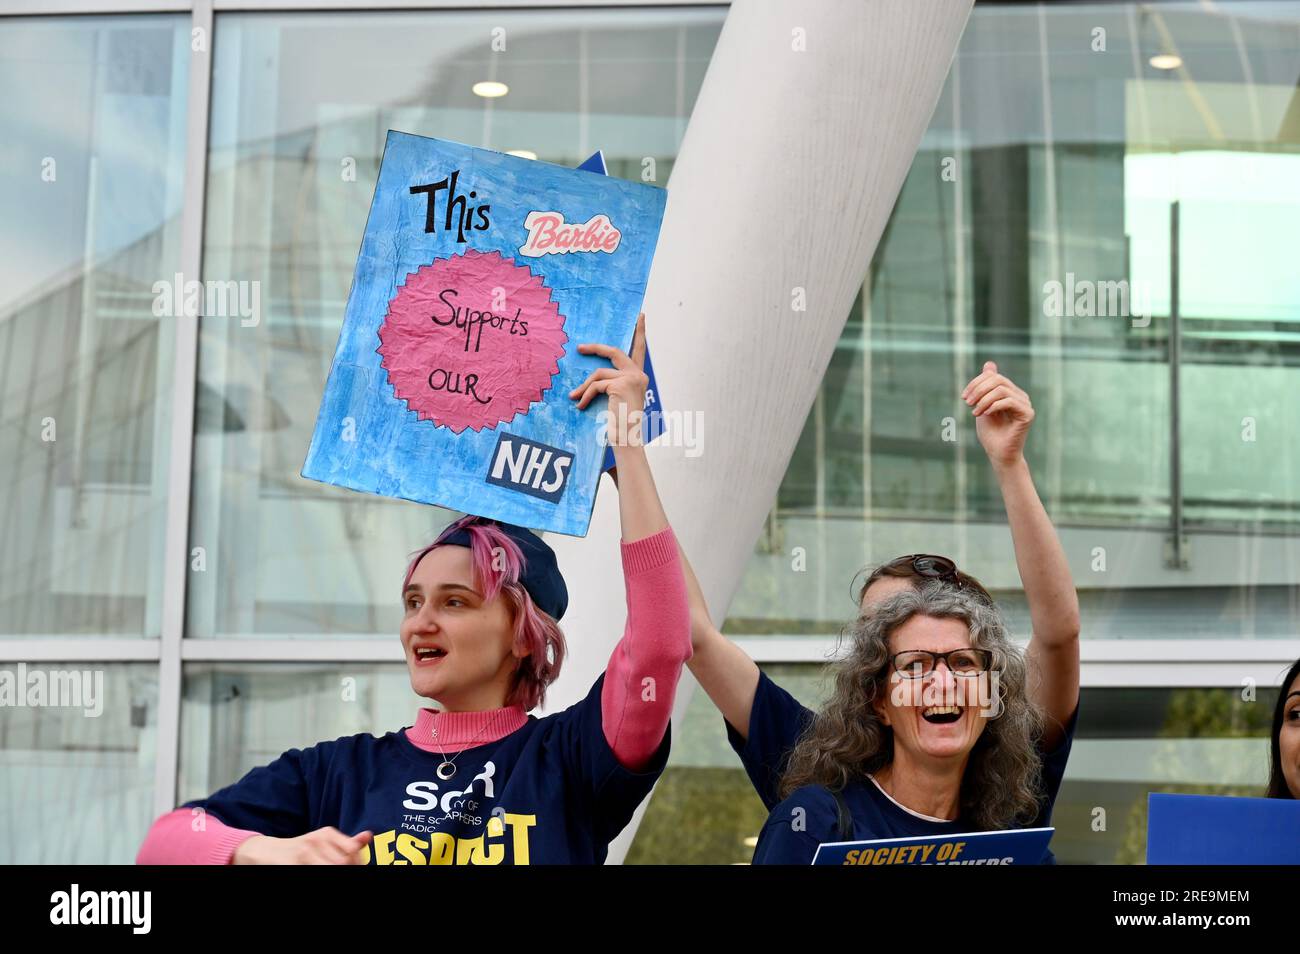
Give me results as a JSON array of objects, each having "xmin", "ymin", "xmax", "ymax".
[{"xmin": 137, "ymin": 525, "xmax": 691, "ymax": 864}]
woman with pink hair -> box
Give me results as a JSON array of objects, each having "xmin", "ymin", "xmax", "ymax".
[{"xmin": 137, "ymin": 315, "xmax": 690, "ymax": 865}]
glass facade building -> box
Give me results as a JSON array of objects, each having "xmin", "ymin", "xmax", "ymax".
[{"xmin": 1, "ymin": 1, "xmax": 1297, "ymax": 864}]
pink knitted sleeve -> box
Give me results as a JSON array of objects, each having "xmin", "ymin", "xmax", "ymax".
[
  {"xmin": 135, "ymin": 808, "xmax": 262, "ymax": 865},
  {"xmin": 600, "ymin": 525, "xmax": 693, "ymax": 771}
]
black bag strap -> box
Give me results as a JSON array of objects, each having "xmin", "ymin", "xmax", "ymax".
[{"xmin": 831, "ymin": 788, "xmax": 853, "ymax": 840}]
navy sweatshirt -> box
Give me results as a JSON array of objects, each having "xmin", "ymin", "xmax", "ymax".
[{"xmin": 181, "ymin": 674, "xmax": 668, "ymax": 865}]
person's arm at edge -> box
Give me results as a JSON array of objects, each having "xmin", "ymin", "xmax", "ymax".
[
  {"xmin": 137, "ymin": 808, "xmax": 371, "ymax": 866},
  {"xmin": 136, "ymin": 808, "xmax": 261, "ymax": 865},
  {"xmin": 136, "ymin": 750, "xmax": 372, "ymax": 865}
]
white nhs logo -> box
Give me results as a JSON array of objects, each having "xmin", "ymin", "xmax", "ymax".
[{"xmin": 485, "ymin": 433, "xmax": 573, "ymax": 503}]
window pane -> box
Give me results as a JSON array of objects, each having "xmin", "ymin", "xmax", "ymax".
[
  {"xmin": 729, "ymin": 2, "xmax": 1300, "ymax": 642},
  {"xmin": 1055, "ymin": 685, "xmax": 1275, "ymax": 864},
  {"xmin": 190, "ymin": 8, "xmax": 724, "ymax": 638},
  {"xmin": 0, "ymin": 662, "xmax": 157, "ymax": 863},
  {"xmin": 0, "ymin": 16, "xmax": 190, "ymax": 636},
  {"xmin": 178, "ymin": 663, "xmax": 417, "ymax": 802}
]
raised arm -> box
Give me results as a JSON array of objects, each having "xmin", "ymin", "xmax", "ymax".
[
  {"xmin": 606, "ymin": 460, "xmax": 758, "ymax": 744},
  {"xmin": 571, "ymin": 314, "xmax": 691, "ymax": 771},
  {"xmin": 586, "ymin": 318, "xmax": 808, "ymax": 806},
  {"xmin": 963, "ymin": 361, "xmax": 1081, "ymax": 746},
  {"xmin": 582, "ymin": 314, "xmax": 760, "ymax": 741},
  {"xmin": 678, "ymin": 541, "xmax": 762, "ymax": 740}
]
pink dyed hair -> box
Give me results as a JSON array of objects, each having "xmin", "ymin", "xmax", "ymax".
[{"xmin": 401, "ymin": 515, "xmax": 566, "ymax": 711}]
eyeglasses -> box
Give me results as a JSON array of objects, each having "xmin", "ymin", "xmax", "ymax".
[
  {"xmin": 891, "ymin": 648, "xmax": 994, "ymax": 679},
  {"xmin": 867, "ymin": 554, "xmax": 995, "ymax": 606}
]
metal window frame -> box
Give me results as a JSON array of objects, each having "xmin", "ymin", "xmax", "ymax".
[
  {"xmin": 1, "ymin": 0, "xmax": 1296, "ymax": 856},
  {"xmin": 4, "ymin": 635, "xmax": 1290, "ymax": 679},
  {"xmin": 150, "ymin": 0, "xmax": 212, "ymax": 818}
]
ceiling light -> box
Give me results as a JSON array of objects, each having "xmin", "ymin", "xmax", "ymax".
[
  {"xmin": 472, "ymin": 81, "xmax": 509, "ymax": 98},
  {"xmin": 1149, "ymin": 53, "xmax": 1182, "ymax": 70}
]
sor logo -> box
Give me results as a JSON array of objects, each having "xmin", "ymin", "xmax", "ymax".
[{"xmin": 486, "ymin": 433, "xmax": 572, "ymax": 503}]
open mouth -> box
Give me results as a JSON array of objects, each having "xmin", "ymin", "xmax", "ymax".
[
  {"xmin": 413, "ymin": 646, "xmax": 448, "ymax": 665},
  {"xmin": 921, "ymin": 705, "xmax": 962, "ymax": 725}
]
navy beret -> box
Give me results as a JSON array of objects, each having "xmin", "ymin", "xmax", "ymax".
[{"xmin": 435, "ymin": 518, "xmax": 568, "ymax": 621}]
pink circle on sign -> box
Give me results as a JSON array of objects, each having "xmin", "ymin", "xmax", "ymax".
[{"xmin": 377, "ymin": 249, "xmax": 568, "ymax": 434}]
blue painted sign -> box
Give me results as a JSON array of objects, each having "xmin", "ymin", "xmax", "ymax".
[{"xmin": 301, "ymin": 131, "xmax": 667, "ymax": 535}]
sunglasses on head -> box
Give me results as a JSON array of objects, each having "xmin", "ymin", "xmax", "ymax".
[{"xmin": 856, "ymin": 553, "xmax": 995, "ymax": 606}]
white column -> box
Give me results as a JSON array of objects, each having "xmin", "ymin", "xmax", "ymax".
[{"xmin": 544, "ymin": 0, "xmax": 974, "ymax": 861}]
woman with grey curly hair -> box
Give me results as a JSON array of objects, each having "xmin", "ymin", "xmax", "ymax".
[
  {"xmin": 750, "ymin": 582, "xmax": 1067, "ymax": 864},
  {"xmin": 674, "ymin": 365, "xmax": 1079, "ymax": 860}
]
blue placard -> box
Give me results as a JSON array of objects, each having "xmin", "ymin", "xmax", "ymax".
[
  {"xmin": 301, "ymin": 131, "xmax": 667, "ymax": 536},
  {"xmin": 812, "ymin": 828, "xmax": 1055, "ymax": 866},
  {"xmin": 1147, "ymin": 793, "xmax": 1300, "ymax": 864},
  {"xmin": 574, "ymin": 150, "xmax": 666, "ymax": 474}
]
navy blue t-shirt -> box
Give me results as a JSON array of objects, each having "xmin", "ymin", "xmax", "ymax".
[
  {"xmin": 728, "ymin": 670, "xmax": 1078, "ymax": 864},
  {"xmin": 183, "ymin": 674, "xmax": 668, "ymax": 865}
]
